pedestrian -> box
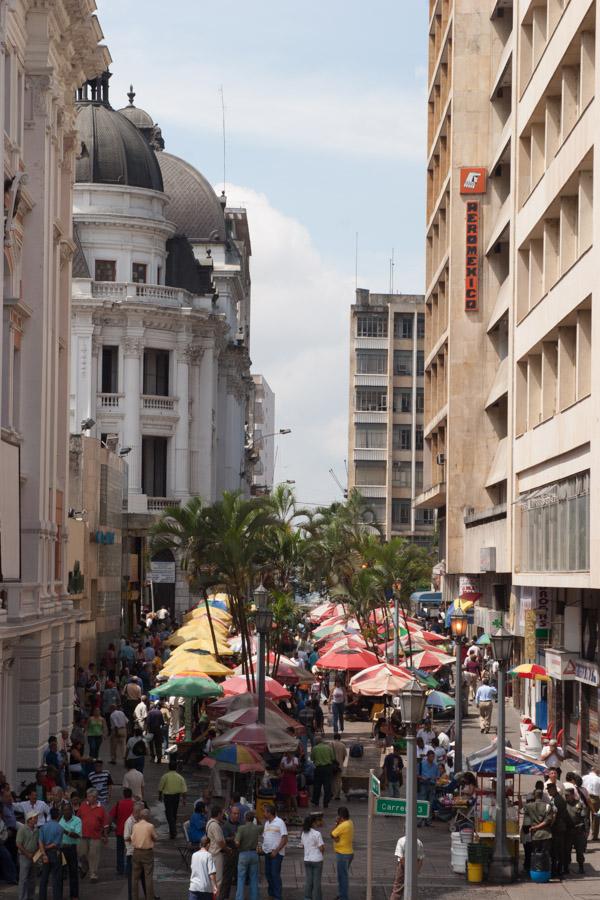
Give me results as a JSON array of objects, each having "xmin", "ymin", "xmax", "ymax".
[
  {"xmin": 301, "ymin": 813, "xmax": 324, "ymax": 900},
  {"xmin": 87, "ymin": 758, "xmax": 114, "ymax": 807},
  {"xmin": 278, "ymin": 751, "xmax": 299, "ymax": 814},
  {"xmin": 311, "ymin": 736, "xmax": 334, "ymax": 809},
  {"xmin": 126, "ymin": 726, "xmax": 147, "ymax": 774},
  {"xmin": 331, "ymin": 733, "xmax": 347, "ymax": 801},
  {"xmin": 382, "ymin": 744, "xmax": 404, "ymax": 799},
  {"xmin": 124, "ymin": 802, "xmax": 145, "ymax": 900},
  {"xmin": 123, "ymin": 761, "xmax": 145, "ymax": 801},
  {"xmin": 330, "ymin": 806, "xmax": 353, "ymax": 900},
  {"xmin": 59, "ymin": 801, "xmax": 81, "ymax": 900},
  {"xmin": 206, "ymin": 805, "xmax": 226, "ymax": 891},
  {"xmin": 146, "ymin": 703, "xmax": 164, "ymax": 764},
  {"xmin": 416, "ymin": 719, "xmax": 436, "ymax": 746},
  {"xmin": 522, "ymin": 789, "xmax": 554, "ymax": 875},
  {"xmin": 189, "ymin": 836, "xmax": 218, "ymax": 900},
  {"xmin": 416, "ymin": 750, "xmax": 438, "ymax": 826},
  {"xmin": 582, "ymin": 766, "xmax": 600, "ymax": 840},
  {"xmin": 261, "ymin": 804, "xmax": 287, "ymax": 900},
  {"xmin": 16, "ymin": 811, "xmax": 39, "ymax": 900},
  {"xmin": 131, "ymin": 809, "xmax": 157, "ymax": 900},
  {"xmin": 122, "ymin": 675, "xmax": 142, "ymax": 722},
  {"xmin": 109, "ymin": 705, "xmax": 129, "ymax": 765},
  {"xmin": 15, "ymin": 784, "xmax": 49, "ymax": 826},
  {"xmin": 545, "ymin": 783, "xmax": 568, "ymax": 879},
  {"xmin": 38, "ymin": 806, "xmax": 63, "ymax": 900},
  {"xmin": 110, "ymin": 788, "xmax": 135, "ymax": 875},
  {"xmin": 189, "ymin": 801, "xmax": 208, "ymax": 850},
  {"xmin": 389, "ymin": 832, "xmax": 425, "ymax": 900},
  {"xmin": 234, "ymin": 811, "xmax": 261, "ymax": 900},
  {"xmin": 331, "ymin": 682, "xmax": 346, "ymax": 734},
  {"xmin": 541, "ymin": 739, "xmax": 565, "ymax": 770},
  {"xmin": 0, "ymin": 804, "xmax": 17, "ymax": 885},
  {"xmin": 87, "ymin": 707, "xmax": 108, "ymax": 759},
  {"xmin": 474, "ymin": 675, "xmax": 497, "ymax": 734},
  {"xmin": 133, "ymin": 696, "xmax": 148, "ymax": 733},
  {"xmin": 78, "ymin": 787, "xmax": 109, "ymax": 883},
  {"xmin": 298, "ymin": 702, "xmax": 316, "ymax": 751},
  {"xmin": 219, "ymin": 806, "xmax": 240, "ymax": 900},
  {"xmin": 158, "ymin": 759, "xmax": 187, "ymax": 839},
  {"xmin": 564, "ymin": 784, "xmax": 586, "ymax": 874}
]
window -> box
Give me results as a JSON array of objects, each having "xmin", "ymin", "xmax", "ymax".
[
  {"xmin": 520, "ymin": 471, "xmax": 589, "ymax": 572},
  {"xmin": 416, "ymin": 426, "xmax": 424, "ymax": 450},
  {"xmin": 415, "ymin": 461, "xmax": 423, "ymax": 490},
  {"xmin": 393, "ymin": 425, "xmax": 412, "ymax": 450},
  {"xmin": 415, "ymin": 508, "xmax": 434, "ymax": 526},
  {"xmin": 143, "ymin": 349, "xmax": 170, "ymax": 396},
  {"xmin": 394, "ymin": 350, "xmax": 412, "ymax": 376},
  {"xmin": 101, "ymin": 346, "xmax": 119, "ymax": 393},
  {"xmin": 132, "ymin": 263, "xmax": 147, "ymax": 284},
  {"xmin": 157, "ymin": 266, "xmax": 162, "ymax": 285},
  {"xmin": 393, "ymin": 389, "xmax": 412, "ymax": 413},
  {"xmin": 355, "ymin": 425, "xmax": 387, "ymax": 449},
  {"xmin": 416, "ymin": 387, "xmax": 424, "ymax": 412},
  {"xmin": 95, "ymin": 260, "xmax": 116, "ymax": 282},
  {"xmin": 355, "ymin": 463, "xmax": 386, "ymax": 485},
  {"xmin": 392, "ymin": 461, "xmax": 412, "ymax": 488},
  {"xmin": 142, "ymin": 436, "xmax": 168, "ymax": 497},
  {"xmin": 357, "ymin": 315, "xmax": 388, "ymax": 337},
  {"xmin": 356, "ymin": 389, "xmax": 387, "ymax": 412},
  {"xmin": 417, "ymin": 313, "xmax": 425, "ymax": 339},
  {"xmin": 356, "ymin": 350, "xmax": 387, "ymax": 374},
  {"xmin": 417, "ymin": 351, "xmax": 424, "ymax": 376},
  {"xmin": 394, "ymin": 313, "xmax": 413, "ymax": 339},
  {"xmin": 392, "ymin": 499, "xmax": 411, "ymax": 525}
]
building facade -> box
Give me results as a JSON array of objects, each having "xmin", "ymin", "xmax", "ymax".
[
  {"xmin": 69, "ymin": 80, "xmax": 255, "ymax": 616},
  {"xmin": 419, "ymin": 0, "xmax": 600, "ymax": 766},
  {"xmin": 0, "ymin": 0, "xmax": 109, "ymax": 784},
  {"xmin": 251, "ymin": 374, "xmax": 276, "ymax": 493},
  {"xmin": 348, "ymin": 289, "xmax": 434, "ymax": 543}
]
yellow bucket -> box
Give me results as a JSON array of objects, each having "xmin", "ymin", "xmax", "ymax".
[
  {"xmin": 479, "ymin": 820, "xmax": 495, "ymax": 834},
  {"xmin": 467, "ymin": 862, "xmax": 484, "ymax": 883}
]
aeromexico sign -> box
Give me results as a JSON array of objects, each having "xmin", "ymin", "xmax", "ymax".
[{"xmin": 460, "ymin": 167, "xmax": 487, "ymax": 313}]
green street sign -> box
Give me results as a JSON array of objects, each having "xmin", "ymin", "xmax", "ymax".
[
  {"xmin": 375, "ymin": 797, "xmax": 430, "ymax": 817},
  {"xmin": 370, "ymin": 773, "xmax": 381, "ymax": 797},
  {"xmin": 505, "ymin": 765, "xmax": 516, "ymax": 773}
]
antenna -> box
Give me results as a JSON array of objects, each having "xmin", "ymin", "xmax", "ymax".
[
  {"xmin": 219, "ymin": 85, "xmax": 226, "ymax": 193},
  {"xmin": 355, "ymin": 232, "xmax": 359, "ymax": 290},
  {"xmin": 329, "ymin": 467, "xmax": 348, "ymax": 499},
  {"xmin": 389, "ymin": 248, "xmax": 395, "ymax": 294}
]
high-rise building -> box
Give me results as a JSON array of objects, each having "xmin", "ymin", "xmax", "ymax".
[
  {"xmin": 419, "ymin": 0, "xmax": 600, "ymax": 766},
  {"xmin": 250, "ymin": 375, "xmax": 276, "ymax": 493},
  {"xmin": 0, "ymin": 0, "xmax": 109, "ymax": 783},
  {"xmin": 348, "ymin": 289, "xmax": 433, "ymax": 543}
]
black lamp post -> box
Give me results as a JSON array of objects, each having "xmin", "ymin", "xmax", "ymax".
[
  {"xmin": 253, "ymin": 582, "xmax": 273, "ymax": 725},
  {"xmin": 488, "ymin": 623, "xmax": 515, "ymax": 883},
  {"xmin": 398, "ymin": 678, "xmax": 427, "ymax": 899},
  {"xmin": 450, "ymin": 606, "xmax": 468, "ymax": 773}
]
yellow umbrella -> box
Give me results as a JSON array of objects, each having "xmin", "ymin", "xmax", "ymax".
[
  {"xmin": 171, "ymin": 637, "xmax": 234, "ymax": 656},
  {"xmin": 185, "ymin": 605, "xmax": 232, "ymax": 623},
  {"xmin": 177, "ymin": 620, "xmax": 229, "ymax": 640},
  {"xmin": 160, "ymin": 650, "xmax": 232, "ymax": 678}
]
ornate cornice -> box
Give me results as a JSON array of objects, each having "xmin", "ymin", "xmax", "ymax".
[{"xmin": 123, "ymin": 337, "xmax": 143, "ymax": 358}]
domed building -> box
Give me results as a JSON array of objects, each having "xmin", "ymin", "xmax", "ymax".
[{"xmin": 70, "ymin": 73, "xmax": 255, "ymax": 619}]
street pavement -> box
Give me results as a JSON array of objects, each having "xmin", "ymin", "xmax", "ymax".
[{"xmin": 1, "ymin": 696, "xmax": 599, "ymax": 899}]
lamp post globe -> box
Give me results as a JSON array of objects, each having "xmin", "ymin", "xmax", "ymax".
[
  {"xmin": 398, "ymin": 678, "xmax": 427, "ymax": 725},
  {"xmin": 252, "ymin": 581, "xmax": 272, "ymax": 725},
  {"xmin": 488, "ymin": 623, "xmax": 515, "ymax": 884},
  {"xmin": 450, "ymin": 606, "xmax": 468, "ymax": 638},
  {"xmin": 450, "ymin": 606, "xmax": 468, "ymax": 774},
  {"xmin": 490, "ymin": 624, "xmax": 514, "ymax": 664}
]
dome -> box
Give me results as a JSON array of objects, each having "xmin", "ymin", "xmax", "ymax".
[
  {"xmin": 118, "ymin": 104, "xmax": 154, "ymax": 129},
  {"xmin": 75, "ymin": 101, "xmax": 164, "ymax": 192},
  {"xmin": 157, "ymin": 151, "xmax": 226, "ymax": 243}
]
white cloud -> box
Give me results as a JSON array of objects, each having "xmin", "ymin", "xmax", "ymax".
[{"xmin": 218, "ymin": 182, "xmax": 351, "ymax": 505}]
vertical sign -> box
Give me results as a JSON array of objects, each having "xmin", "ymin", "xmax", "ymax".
[
  {"xmin": 535, "ymin": 587, "xmax": 552, "ymax": 640},
  {"xmin": 465, "ymin": 201, "xmax": 479, "ymax": 311}
]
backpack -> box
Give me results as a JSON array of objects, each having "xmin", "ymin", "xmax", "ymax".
[
  {"xmin": 349, "ymin": 742, "xmax": 364, "ymax": 758},
  {"xmin": 132, "ymin": 739, "xmax": 147, "ymax": 757}
]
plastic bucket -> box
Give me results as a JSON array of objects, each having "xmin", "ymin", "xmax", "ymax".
[
  {"xmin": 451, "ymin": 842, "xmax": 468, "ymax": 874},
  {"xmin": 530, "ymin": 869, "xmax": 551, "ymax": 883},
  {"xmin": 467, "ymin": 862, "xmax": 484, "ymax": 883}
]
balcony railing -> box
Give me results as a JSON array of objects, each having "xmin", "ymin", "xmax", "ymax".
[
  {"xmin": 86, "ymin": 281, "xmax": 212, "ymax": 311},
  {"xmin": 98, "ymin": 393, "xmax": 124, "ymax": 409},
  {"xmin": 141, "ymin": 395, "xmax": 176, "ymax": 412},
  {"xmin": 147, "ymin": 497, "xmax": 181, "ymax": 513}
]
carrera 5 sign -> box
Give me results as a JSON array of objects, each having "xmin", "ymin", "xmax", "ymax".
[{"xmin": 465, "ymin": 201, "xmax": 479, "ymax": 311}]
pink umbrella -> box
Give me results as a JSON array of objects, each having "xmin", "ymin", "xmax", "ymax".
[
  {"xmin": 349, "ymin": 662, "xmax": 413, "ymax": 696},
  {"xmin": 213, "ymin": 722, "xmax": 298, "ymax": 753},
  {"xmin": 408, "ymin": 648, "xmax": 455, "ymax": 670},
  {"xmin": 222, "ymin": 675, "xmax": 290, "ymax": 700},
  {"xmin": 316, "ymin": 647, "xmax": 380, "ymax": 671}
]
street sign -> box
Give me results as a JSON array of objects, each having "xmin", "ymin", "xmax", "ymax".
[
  {"xmin": 370, "ymin": 773, "xmax": 380, "ymax": 797},
  {"xmin": 375, "ymin": 797, "xmax": 430, "ymax": 817}
]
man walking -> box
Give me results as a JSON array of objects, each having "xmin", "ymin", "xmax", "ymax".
[
  {"xmin": 59, "ymin": 801, "xmax": 82, "ymax": 900},
  {"xmin": 331, "ymin": 682, "xmax": 346, "ymax": 734},
  {"xmin": 474, "ymin": 676, "xmax": 497, "ymax": 734},
  {"xmin": 311, "ymin": 737, "xmax": 334, "ymax": 809},
  {"xmin": 146, "ymin": 703, "xmax": 164, "ymax": 764},
  {"xmin": 206, "ymin": 806, "xmax": 226, "ymax": 891},
  {"xmin": 131, "ymin": 809, "xmax": 157, "ymax": 900},
  {"xmin": 416, "ymin": 750, "xmax": 438, "ymax": 827},
  {"xmin": 220, "ymin": 805, "xmax": 240, "ymax": 900},
  {"xmin": 234, "ymin": 811, "xmax": 261, "ymax": 900},
  {"xmin": 582, "ymin": 766, "xmax": 600, "ymax": 841},
  {"xmin": 331, "ymin": 733, "xmax": 347, "ymax": 801},
  {"xmin": 158, "ymin": 760, "xmax": 187, "ymax": 839},
  {"xmin": 16, "ymin": 811, "xmax": 38, "ymax": 900},
  {"xmin": 261, "ymin": 804, "xmax": 287, "ymax": 900},
  {"xmin": 522, "ymin": 789, "xmax": 554, "ymax": 873},
  {"xmin": 124, "ymin": 802, "xmax": 144, "ymax": 900},
  {"xmin": 109, "ymin": 705, "xmax": 129, "ymax": 765},
  {"xmin": 383, "ymin": 744, "xmax": 404, "ymax": 798},
  {"xmin": 389, "ymin": 832, "xmax": 425, "ymax": 900},
  {"xmin": 87, "ymin": 759, "xmax": 114, "ymax": 807},
  {"xmin": 38, "ymin": 807, "xmax": 63, "ymax": 900},
  {"xmin": 564, "ymin": 784, "xmax": 587, "ymax": 874},
  {"xmin": 78, "ymin": 788, "xmax": 109, "ymax": 883},
  {"xmin": 110, "ymin": 787, "xmax": 135, "ymax": 875},
  {"xmin": 546, "ymin": 783, "xmax": 568, "ymax": 879}
]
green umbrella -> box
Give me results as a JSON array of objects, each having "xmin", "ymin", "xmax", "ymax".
[
  {"xmin": 476, "ymin": 633, "xmax": 491, "ymax": 645},
  {"xmin": 407, "ymin": 667, "xmax": 439, "ymax": 689},
  {"xmin": 152, "ymin": 675, "xmax": 224, "ymax": 699},
  {"xmin": 425, "ymin": 690, "xmax": 455, "ymax": 710}
]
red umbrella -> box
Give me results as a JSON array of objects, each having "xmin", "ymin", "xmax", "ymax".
[
  {"xmin": 208, "ymin": 693, "xmax": 286, "ymax": 719},
  {"xmin": 213, "ymin": 722, "xmax": 298, "ymax": 753},
  {"xmin": 233, "ymin": 654, "xmax": 315, "ymax": 685},
  {"xmin": 316, "ymin": 647, "xmax": 380, "ymax": 671},
  {"xmin": 222, "ymin": 675, "xmax": 290, "ymax": 700},
  {"xmin": 349, "ymin": 662, "xmax": 414, "ymax": 696},
  {"xmin": 218, "ymin": 704, "xmax": 302, "ymax": 734},
  {"xmin": 420, "ymin": 630, "xmax": 448, "ymax": 644},
  {"xmin": 320, "ymin": 634, "xmax": 368, "ymax": 654},
  {"xmin": 409, "ymin": 648, "xmax": 455, "ymax": 670}
]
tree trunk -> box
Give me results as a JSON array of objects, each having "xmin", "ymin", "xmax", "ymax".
[{"xmin": 202, "ymin": 590, "xmax": 220, "ymax": 659}]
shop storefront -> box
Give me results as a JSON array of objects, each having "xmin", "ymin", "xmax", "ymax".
[{"xmin": 574, "ymin": 659, "xmax": 599, "ymax": 769}]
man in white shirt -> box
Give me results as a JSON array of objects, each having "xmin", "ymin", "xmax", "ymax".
[
  {"xmin": 16, "ymin": 787, "xmax": 50, "ymax": 826},
  {"xmin": 123, "ymin": 763, "xmax": 145, "ymax": 801},
  {"xmin": 390, "ymin": 833, "xmax": 425, "ymax": 900},
  {"xmin": 109, "ymin": 705, "xmax": 129, "ymax": 765},
  {"xmin": 417, "ymin": 720, "xmax": 436, "ymax": 746},
  {"xmin": 189, "ymin": 837, "xmax": 217, "ymax": 900},
  {"xmin": 582, "ymin": 766, "xmax": 600, "ymax": 840},
  {"xmin": 261, "ymin": 804, "xmax": 288, "ymax": 900},
  {"xmin": 124, "ymin": 802, "xmax": 144, "ymax": 900},
  {"xmin": 540, "ymin": 739, "xmax": 565, "ymax": 770},
  {"xmin": 134, "ymin": 697, "xmax": 148, "ymax": 731}
]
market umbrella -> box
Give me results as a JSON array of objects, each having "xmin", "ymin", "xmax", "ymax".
[
  {"xmin": 316, "ymin": 647, "xmax": 380, "ymax": 671},
  {"xmin": 152, "ymin": 674, "xmax": 224, "ymax": 699},
  {"xmin": 407, "ymin": 667, "xmax": 439, "ymax": 689},
  {"xmin": 160, "ymin": 652, "xmax": 232, "ymax": 678},
  {"xmin": 309, "ymin": 601, "xmax": 346, "ymax": 624},
  {"xmin": 233, "ymin": 654, "xmax": 315, "ymax": 685},
  {"xmin": 509, "ymin": 663, "xmax": 549, "ymax": 681},
  {"xmin": 170, "ymin": 638, "xmax": 234, "ymax": 656},
  {"xmin": 420, "ymin": 630, "xmax": 448, "ymax": 644},
  {"xmin": 218, "ymin": 704, "xmax": 301, "ymax": 734},
  {"xmin": 476, "ymin": 633, "xmax": 492, "ymax": 646},
  {"xmin": 444, "ymin": 599, "xmax": 474, "ymax": 628},
  {"xmin": 466, "ymin": 742, "xmax": 547, "ymax": 775},
  {"xmin": 407, "ymin": 649, "xmax": 455, "ymax": 671},
  {"xmin": 222, "ymin": 675, "xmax": 291, "ymax": 700},
  {"xmin": 208, "ymin": 693, "xmax": 289, "ymax": 719},
  {"xmin": 425, "ymin": 690, "xmax": 455, "ymax": 710},
  {"xmin": 349, "ymin": 662, "xmax": 413, "ymax": 696},
  {"xmin": 321, "ymin": 634, "xmax": 369, "ymax": 654},
  {"xmin": 200, "ymin": 743, "xmax": 265, "ymax": 773},
  {"xmin": 212, "ymin": 722, "xmax": 297, "ymax": 754}
]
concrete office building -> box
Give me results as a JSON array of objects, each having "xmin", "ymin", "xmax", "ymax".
[
  {"xmin": 348, "ymin": 289, "xmax": 434, "ymax": 543},
  {"xmin": 250, "ymin": 374, "xmax": 276, "ymax": 493},
  {"xmin": 418, "ymin": 0, "xmax": 600, "ymax": 766}
]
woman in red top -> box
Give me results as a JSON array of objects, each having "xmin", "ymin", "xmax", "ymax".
[{"xmin": 110, "ymin": 787, "xmax": 134, "ymax": 875}]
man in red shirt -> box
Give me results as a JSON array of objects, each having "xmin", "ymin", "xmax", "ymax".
[
  {"xmin": 110, "ymin": 787, "xmax": 134, "ymax": 875},
  {"xmin": 78, "ymin": 788, "xmax": 109, "ymax": 882}
]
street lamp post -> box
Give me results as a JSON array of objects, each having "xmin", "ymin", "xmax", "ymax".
[
  {"xmin": 450, "ymin": 607, "xmax": 468, "ymax": 773},
  {"xmin": 393, "ymin": 581, "xmax": 402, "ymax": 666},
  {"xmin": 253, "ymin": 582, "xmax": 273, "ymax": 725},
  {"xmin": 398, "ymin": 678, "xmax": 427, "ymax": 900},
  {"xmin": 488, "ymin": 624, "xmax": 515, "ymax": 884}
]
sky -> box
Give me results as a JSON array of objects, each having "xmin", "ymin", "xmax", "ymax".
[{"xmin": 97, "ymin": 0, "xmax": 429, "ymax": 507}]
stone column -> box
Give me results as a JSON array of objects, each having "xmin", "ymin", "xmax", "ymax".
[
  {"xmin": 195, "ymin": 341, "xmax": 217, "ymax": 502},
  {"xmin": 123, "ymin": 336, "xmax": 143, "ymax": 493},
  {"xmin": 49, "ymin": 626, "xmax": 63, "ymax": 735},
  {"xmin": 14, "ymin": 629, "xmax": 52, "ymax": 777},
  {"xmin": 174, "ymin": 344, "xmax": 191, "ymax": 499}
]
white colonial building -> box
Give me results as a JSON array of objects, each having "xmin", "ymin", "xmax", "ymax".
[
  {"xmin": 0, "ymin": 0, "xmax": 109, "ymax": 784},
  {"xmin": 69, "ymin": 78, "xmax": 255, "ymax": 616}
]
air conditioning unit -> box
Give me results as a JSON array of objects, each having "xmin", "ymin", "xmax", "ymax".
[{"xmin": 436, "ymin": 452, "xmax": 446, "ymax": 466}]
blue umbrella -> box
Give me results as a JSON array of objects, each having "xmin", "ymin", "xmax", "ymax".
[{"xmin": 425, "ymin": 690, "xmax": 455, "ymax": 710}]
